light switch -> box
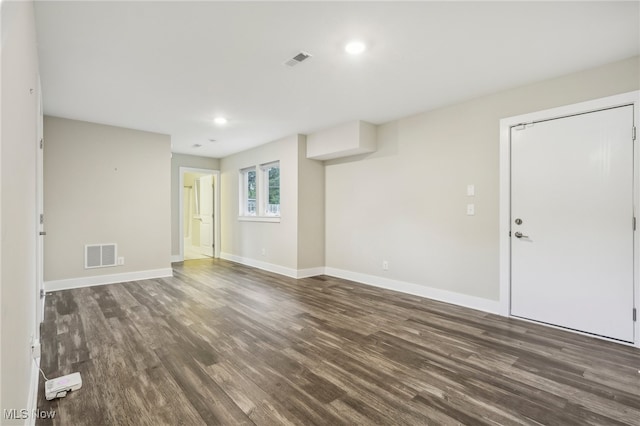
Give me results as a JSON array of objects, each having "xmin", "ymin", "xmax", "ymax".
[
  {"xmin": 467, "ymin": 204, "xmax": 475, "ymax": 215},
  {"xmin": 467, "ymin": 184, "xmax": 475, "ymax": 196}
]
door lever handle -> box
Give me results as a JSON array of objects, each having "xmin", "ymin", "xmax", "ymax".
[{"xmin": 514, "ymin": 232, "xmax": 528, "ymax": 239}]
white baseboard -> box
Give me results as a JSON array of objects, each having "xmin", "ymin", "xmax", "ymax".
[
  {"xmin": 216, "ymin": 255, "xmax": 499, "ymax": 314},
  {"xmin": 324, "ymin": 267, "xmax": 501, "ymax": 315},
  {"xmin": 44, "ymin": 268, "xmax": 174, "ymax": 292},
  {"xmin": 170, "ymin": 255, "xmax": 183, "ymax": 263},
  {"xmin": 297, "ymin": 267, "xmax": 326, "ymax": 278},
  {"xmin": 219, "ymin": 253, "xmax": 325, "ymax": 279},
  {"xmin": 26, "ymin": 355, "xmax": 39, "ymax": 426},
  {"xmin": 220, "ymin": 253, "xmax": 299, "ymax": 278}
]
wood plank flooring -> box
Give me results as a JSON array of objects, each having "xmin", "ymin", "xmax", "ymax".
[{"xmin": 37, "ymin": 258, "xmax": 640, "ymax": 425}]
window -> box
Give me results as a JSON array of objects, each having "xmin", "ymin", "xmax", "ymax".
[
  {"xmin": 239, "ymin": 161, "xmax": 280, "ymax": 221},
  {"xmin": 240, "ymin": 167, "xmax": 257, "ymax": 216},
  {"xmin": 262, "ymin": 162, "xmax": 280, "ymax": 216}
]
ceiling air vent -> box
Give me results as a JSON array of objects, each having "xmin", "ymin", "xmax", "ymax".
[{"xmin": 284, "ymin": 51, "xmax": 312, "ymax": 67}]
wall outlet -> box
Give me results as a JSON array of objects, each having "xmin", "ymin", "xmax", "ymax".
[
  {"xmin": 467, "ymin": 204, "xmax": 475, "ymax": 215},
  {"xmin": 261, "ymin": 248, "xmax": 266, "ymax": 256},
  {"xmin": 382, "ymin": 260, "xmax": 389, "ymax": 271},
  {"xmin": 31, "ymin": 341, "xmax": 41, "ymax": 359},
  {"xmin": 117, "ymin": 257, "xmax": 124, "ymax": 265}
]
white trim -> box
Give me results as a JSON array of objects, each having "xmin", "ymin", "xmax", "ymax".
[
  {"xmin": 237, "ymin": 216, "xmax": 280, "ymax": 223},
  {"xmin": 220, "ymin": 253, "xmax": 324, "ymax": 279},
  {"xmin": 499, "ymin": 90, "xmax": 640, "ymax": 347},
  {"xmin": 220, "ymin": 252, "xmax": 299, "ymax": 278},
  {"xmin": 218, "ymin": 254, "xmax": 499, "ymax": 312},
  {"xmin": 512, "ymin": 315, "xmax": 638, "ymax": 348},
  {"xmin": 499, "ymin": 109, "xmax": 512, "ymax": 317},
  {"xmin": 260, "ymin": 161, "xmax": 281, "ymax": 218},
  {"xmin": 297, "ymin": 267, "xmax": 325, "ymax": 278},
  {"xmin": 239, "ymin": 162, "xmax": 281, "ymax": 219},
  {"xmin": 179, "ymin": 167, "xmax": 221, "ymax": 262},
  {"xmin": 324, "ymin": 267, "xmax": 501, "ymax": 314},
  {"xmin": 35, "ymin": 75, "xmax": 45, "ymax": 343},
  {"xmin": 170, "ymin": 255, "xmax": 183, "ymax": 263},
  {"xmin": 239, "ymin": 167, "xmax": 257, "ymax": 216},
  {"xmin": 26, "ymin": 355, "xmax": 40, "ymax": 426},
  {"xmin": 44, "ymin": 268, "xmax": 173, "ymax": 292}
]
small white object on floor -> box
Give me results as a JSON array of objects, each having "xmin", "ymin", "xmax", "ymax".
[{"xmin": 45, "ymin": 372, "xmax": 82, "ymax": 400}]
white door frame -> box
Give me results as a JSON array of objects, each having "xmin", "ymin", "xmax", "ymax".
[
  {"xmin": 179, "ymin": 167, "xmax": 220, "ymax": 260},
  {"xmin": 36, "ymin": 76, "xmax": 45, "ymax": 339},
  {"xmin": 499, "ymin": 90, "xmax": 640, "ymax": 347}
]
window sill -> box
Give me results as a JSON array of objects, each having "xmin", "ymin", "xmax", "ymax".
[{"xmin": 238, "ymin": 216, "xmax": 281, "ymax": 223}]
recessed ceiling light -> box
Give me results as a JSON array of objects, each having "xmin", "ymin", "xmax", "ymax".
[
  {"xmin": 345, "ymin": 41, "xmax": 366, "ymax": 55},
  {"xmin": 214, "ymin": 117, "xmax": 227, "ymax": 125},
  {"xmin": 208, "ymin": 139, "xmax": 217, "ymax": 143},
  {"xmin": 193, "ymin": 143, "xmax": 202, "ymax": 148}
]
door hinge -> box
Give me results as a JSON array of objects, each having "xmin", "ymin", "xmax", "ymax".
[
  {"xmin": 633, "ymin": 126, "xmax": 637, "ymax": 141},
  {"xmin": 634, "ymin": 308, "xmax": 637, "ymax": 322},
  {"xmin": 40, "ymin": 214, "xmax": 44, "ymax": 225},
  {"xmin": 40, "ymin": 138, "xmax": 44, "ymax": 149},
  {"xmin": 514, "ymin": 122, "xmax": 534, "ymax": 131},
  {"xmin": 40, "ymin": 289, "xmax": 45, "ymax": 299}
]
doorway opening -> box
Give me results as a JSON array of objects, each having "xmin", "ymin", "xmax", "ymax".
[{"xmin": 179, "ymin": 168, "xmax": 220, "ymax": 261}]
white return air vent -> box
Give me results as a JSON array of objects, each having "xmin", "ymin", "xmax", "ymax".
[{"xmin": 85, "ymin": 244, "xmax": 117, "ymax": 269}]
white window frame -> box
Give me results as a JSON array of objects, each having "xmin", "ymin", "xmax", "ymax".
[
  {"xmin": 261, "ymin": 161, "xmax": 280, "ymax": 217},
  {"xmin": 238, "ymin": 161, "xmax": 281, "ymax": 222},
  {"xmin": 239, "ymin": 166, "xmax": 257, "ymax": 217}
]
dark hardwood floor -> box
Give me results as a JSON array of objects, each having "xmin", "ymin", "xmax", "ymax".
[{"xmin": 37, "ymin": 258, "xmax": 640, "ymax": 425}]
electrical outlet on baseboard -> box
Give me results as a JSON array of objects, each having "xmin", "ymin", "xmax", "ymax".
[
  {"xmin": 31, "ymin": 341, "xmax": 41, "ymax": 359},
  {"xmin": 117, "ymin": 257, "xmax": 125, "ymax": 265}
]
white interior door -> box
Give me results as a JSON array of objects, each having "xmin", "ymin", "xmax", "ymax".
[
  {"xmin": 510, "ymin": 105, "xmax": 635, "ymax": 342},
  {"xmin": 199, "ymin": 175, "xmax": 214, "ymax": 257}
]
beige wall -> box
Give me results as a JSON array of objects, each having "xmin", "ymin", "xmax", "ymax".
[
  {"xmin": 220, "ymin": 135, "xmax": 300, "ymax": 269},
  {"xmin": 170, "ymin": 154, "xmax": 219, "ymax": 258},
  {"xmin": 297, "ymin": 136, "xmax": 325, "ymax": 269},
  {"xmin": 44, "ymin": 116, "xmax": 172, "ymax": 281},
  {"xmin": 325, "ymin": 56, "xmax": 640, "ymax": 302},
  {"xmin": 220, "ymin": 134, "xmax": 325, "ymax": 272},
  {"xmin": 1, "ymin": 0, "xmax": 40, "ymax": 420}
]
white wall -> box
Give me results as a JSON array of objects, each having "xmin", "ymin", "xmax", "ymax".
[
  {"xmin": 1, "ymin": 0, "xmax": 40, "ymax": 421},
  {"xmin": 170, "ymin": 154, "xmax": 219, "ymax": 258},
  {"xmin": 325, "ymin": 56, "xmax": 640, "ymax": 305},
  {"xmin": 44, "ymin": 116, "xmax": 172, "ymax": 285}
]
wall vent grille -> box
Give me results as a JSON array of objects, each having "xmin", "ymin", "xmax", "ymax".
[
  {"xmin": 85, "ymin": 244, "xmax": 117, "ymax": 269},
  {"xmin": 284, "ymin": 51, "xmax": 312, "ymax": 67}
]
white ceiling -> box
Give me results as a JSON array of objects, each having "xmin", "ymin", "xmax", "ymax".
[{"xmin": 34, "ymin": 1, "xmax": 639, "ymax": 158}]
